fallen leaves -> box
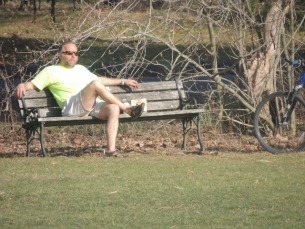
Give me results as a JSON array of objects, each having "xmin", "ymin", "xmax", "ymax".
[{"xmin": 0, "ymin": 123, "xmax": 264, "ymax": 157}]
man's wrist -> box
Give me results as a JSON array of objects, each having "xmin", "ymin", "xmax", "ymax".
[{"xmin": 120, "ymin": 79, "xmax": 125, "ymax": 85}]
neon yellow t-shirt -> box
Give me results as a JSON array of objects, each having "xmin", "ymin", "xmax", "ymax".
[{"xmin": 32, "ymin": 64, "xmax": 97, "ymax": 108}]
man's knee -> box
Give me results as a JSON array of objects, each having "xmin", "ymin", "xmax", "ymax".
[
  {"xmin": 105, "ymin": 104, "xmax": 120, "ymax": 118},
  {"xmin": 88, "ymin": 80, "xmax": 103, "ymax": 89},
  {"xmin": 98, "ymin": 104, "xmax": 120, "ymax": 120},
  {"xmin": 110, "ymin": 104, "xmax": 120, "ymax": 114}
]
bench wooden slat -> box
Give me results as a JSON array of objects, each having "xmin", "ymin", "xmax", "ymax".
[
  {"xmin": 22, "ymin": 89, "xmax": 53, "ymax": 98},
  {"xmin": 112, "ymin": 81, "xmax": 184, "ymax": 93},
  {"xmin": 116, "ymin": 90, "xmax": 181, "ymax": 101},
  {"xmin": 37, "ymin": 108, "xmax": 62, "ymax": 117},
  {"xmin": 19, "ymin": 98, "xmax": 58, "ymax": 109},
  {"xmin": 38, "ymin": 109, "xmax": 205, "ymax": 126}
]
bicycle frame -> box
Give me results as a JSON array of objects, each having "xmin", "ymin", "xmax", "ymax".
[{"xmin": 281, "ymin": 66, "xmax": 305, "ymax": 124}]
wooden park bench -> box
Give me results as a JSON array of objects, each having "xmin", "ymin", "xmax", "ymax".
[{"xmin": 18, "ymin": 78, "xmax": 206, "ymax": 156}]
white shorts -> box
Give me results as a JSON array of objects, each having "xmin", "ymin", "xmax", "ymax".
[{"xmin": 61, "ymin": 91, "xmax": 105, "ymax": 118}]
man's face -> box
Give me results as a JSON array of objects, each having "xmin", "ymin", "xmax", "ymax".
[{"xmin": 59, "ymin": 43, "xmax": 79, "ymax": 68}]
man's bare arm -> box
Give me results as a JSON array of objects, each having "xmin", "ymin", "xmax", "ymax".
[{"xmin": 97, "ymin": 76, "xmax": 139, "ymax": 89}]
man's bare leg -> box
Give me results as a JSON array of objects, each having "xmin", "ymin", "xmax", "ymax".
[
  {"xmin": 80, "ymin": 80, "xmax": 131, "ymax": 114},
  {"xmin": 80, "ymin": 80, "xmax": 143, "ymax": 153},
  {"xmin": 98, "ymin": 103, "xmax": 120, "ymax": 152}
]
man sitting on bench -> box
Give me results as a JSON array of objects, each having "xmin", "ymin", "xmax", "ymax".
[{"xmin": 16, "ymin": 40, "xmax": 144, "ymax": 157}]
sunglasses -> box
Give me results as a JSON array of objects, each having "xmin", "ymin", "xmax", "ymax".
[{"xmin": 61, "ymin": 51, "xmax": 79, "ymax": 56}]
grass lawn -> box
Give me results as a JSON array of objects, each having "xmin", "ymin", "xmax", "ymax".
[{"xmin": 1, "ymin": 152, "xmax": 305, "ymax": 228}]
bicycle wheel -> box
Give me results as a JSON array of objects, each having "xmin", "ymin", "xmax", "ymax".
[{"xmin": 254, "ymin": 91, "xmax": 305, "ymax": 154}]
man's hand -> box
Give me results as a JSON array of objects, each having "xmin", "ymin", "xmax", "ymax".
[
  {"xmin": 124, "ymin": 79, "xmax": 139, "ymax": 89},
  {"xmin": 16, "ymin": 83, "xmax": 26, "ymax": 99},
  {"xmin": 16, "ymin": 82, "xmax": 37, "ymax": 99}
]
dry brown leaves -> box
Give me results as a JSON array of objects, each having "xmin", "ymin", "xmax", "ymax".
[{"xmin": 0, "ymin": 122, "xmax": 264, "ymax": 158}]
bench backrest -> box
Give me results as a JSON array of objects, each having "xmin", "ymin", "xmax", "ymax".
[{"xmin": 18, "ymin": 80, "xmax": 187, "ymax": 118}]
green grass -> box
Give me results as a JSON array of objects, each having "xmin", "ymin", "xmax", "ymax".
[{"xmin": 1, "ymin": 153, "xmax": 305, "ymax": 228}]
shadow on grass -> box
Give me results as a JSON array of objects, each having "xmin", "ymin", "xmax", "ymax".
[
  {"xmin": 0, "ymin": 152, "xmax": 26, "ymax": 158},
  {"xmin": 0, "ymin": 144, "xmax": 265, "ymax": 158},
  {"xmin": 47, "ymin": 145, "xmax": 106, "ymax": 157},
  {"xmin": 0, "ymin": 145, "xmax": 134, "ymax": 158}
]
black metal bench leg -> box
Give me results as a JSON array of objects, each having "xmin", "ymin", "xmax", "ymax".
[
  {"xmin": 25, "ymin": 128, "xmax": 30, "ymax": 157},
  {"xmin": 182, "ymin": 116, "xmax": 205, "ymax": 154},
  {"xmin": 181, "ymin": 119, "xmax": 189, "ymax": 150},
  {"xmin": 39, "ymin": 122, "xmax": 48, "ymax": 157},
  {"xmin": 25, "ymin": 126, "xmax": 38, "ymax": 156},
  {"xmin": 25, "ymin": 127, "xmax": 32, "ymax": 156},
  {"xmin": 195, "ymin": 114, "xmax": 205, "ymax": 154},
  {"xmin": 181, "ymin": 119, "xmax": 187, "ymax": 150}
]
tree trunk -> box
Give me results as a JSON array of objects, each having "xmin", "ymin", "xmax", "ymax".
[{"xmin": 247, "ymin": 0, "xmax": 291, "ymax": 100}]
